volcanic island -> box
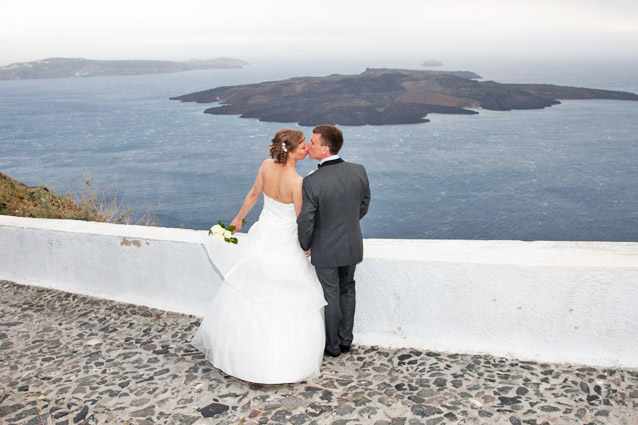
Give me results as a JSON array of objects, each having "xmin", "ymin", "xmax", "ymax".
[{"xmin": 171, "ymin": 68, "xmax": 638, "ymax": 126}]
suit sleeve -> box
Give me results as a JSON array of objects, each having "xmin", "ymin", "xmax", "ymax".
[
  {"xmin": 359, "ymin": 167, "xmax": 371, "ymax": 219},
  {"xmin": 297, "ymin": 178, "xmax": 316, "ymax": 251}
]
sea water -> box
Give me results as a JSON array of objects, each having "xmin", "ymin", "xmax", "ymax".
[{"xmin": 1, "ymin": 58, "xmax": 637, "ymax": 241}]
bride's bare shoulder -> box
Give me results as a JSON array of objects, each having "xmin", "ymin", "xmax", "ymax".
[
  {"xmin": 259, "ymin": 158, "xmax": 276, "ymax": 171},
  {"xmin": 291, "ymin": 170, "xmax": 303, "ymax": 181},
  {"xmin": 287, "ymin": 171, "xmax": 303, "ymax": 189}
]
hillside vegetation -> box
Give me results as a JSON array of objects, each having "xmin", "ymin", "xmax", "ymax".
[
  {"xmin": 0, "ymin": 172, "xmax": 156, "ymax": 225},
  {"xmin": 0, "ymin": 172, "xmax": 105, "ymax": 221}
]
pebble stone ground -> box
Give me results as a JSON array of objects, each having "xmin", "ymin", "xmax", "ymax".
[{"xmin": 1, "ymin": 280, "xmax": 637, "ymax": 425}]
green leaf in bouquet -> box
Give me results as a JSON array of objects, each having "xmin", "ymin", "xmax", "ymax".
[
  {"xmin": 229, "ymin": 237, "xmax": 238, "ymax": 244},
  {"xmin": 227, "ymin": 225, "xmax": 237, "ymax": 232}
]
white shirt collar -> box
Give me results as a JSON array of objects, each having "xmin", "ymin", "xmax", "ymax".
[{"xmin": 319, "ymin": 154, "xmax": 340, "ymax": 165}]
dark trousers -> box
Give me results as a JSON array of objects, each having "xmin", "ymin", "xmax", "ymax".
[{"xmin": 315, "ymin": 265, "xmax": 356, "ymax": 354}]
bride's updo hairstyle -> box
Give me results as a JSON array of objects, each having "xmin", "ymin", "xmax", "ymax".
[{"xmin": 269, "ymin": 129, "xmax": 305, "ymax": 165}]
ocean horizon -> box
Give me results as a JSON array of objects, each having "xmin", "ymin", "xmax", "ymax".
[{"xmin": 1, "ymin": 57, "xmax": 637, "ymax": 241}]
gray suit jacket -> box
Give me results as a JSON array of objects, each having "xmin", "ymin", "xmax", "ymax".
[{"xmin": 297, "ymin": 159, "xmax": 371, "ymax": 267}]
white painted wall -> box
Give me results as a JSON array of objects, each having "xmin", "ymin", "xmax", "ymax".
[
  {"xmin": 1, "ymin": 215, "xmax": 637, "ymax": 368},
  {"xmin": 0, "ymin": 215, "xmax": 222, "ymax": 315}
]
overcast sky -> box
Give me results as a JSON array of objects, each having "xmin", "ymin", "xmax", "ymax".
[{"xmin": 1, "ymin": 0, "xmax": 637, "ymax": 65}]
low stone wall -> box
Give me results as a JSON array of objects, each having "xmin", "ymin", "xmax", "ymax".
[{"xmin": 1, "ymin": 215, "xmax": 637, "ymax": 368}]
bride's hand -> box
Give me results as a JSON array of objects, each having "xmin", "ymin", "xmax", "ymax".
[
  {"xmin": 305, "ymin": 249, "xmax": 311, "ymax": 258},
  {"xmin": 230, "ymin": 218, "xmax": 243, "ymax": 233}
]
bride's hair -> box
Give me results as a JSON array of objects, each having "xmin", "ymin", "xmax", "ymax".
[{"xmin": 269, "ymin": 129, "xmax": 305, "ymax": 165}]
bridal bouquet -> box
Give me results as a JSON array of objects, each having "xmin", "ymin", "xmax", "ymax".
[{"xmin": 208, "ymin": 219, "xmax": 246, "ymax": 244}]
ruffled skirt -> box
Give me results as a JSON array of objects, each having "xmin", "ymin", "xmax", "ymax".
[{"xmin": 192, "ymin": 195, "xmax": 326, "ymax": 384}]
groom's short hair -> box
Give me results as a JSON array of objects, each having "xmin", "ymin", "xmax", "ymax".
[{"xmin": 313, "ymin": 125, "xmax": 343, "ymax": 155}]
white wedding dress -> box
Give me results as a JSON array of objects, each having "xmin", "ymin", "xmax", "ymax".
[{"xmin": 192, "ymin": 194, "xmax": 327, "ymax": 384}]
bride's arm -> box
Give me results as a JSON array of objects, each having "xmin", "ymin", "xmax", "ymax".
[
  {"xmin": 230, "ymin": 161, "xmax": 266, "ymax": 232},
  {"xmin": 292, "ymin": 175, "xmax": 304, "ymax": 216}
]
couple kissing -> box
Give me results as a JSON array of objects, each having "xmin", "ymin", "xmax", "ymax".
[{"xmin": 192, "ymin": 125, "xmax": 371, "ymax": 384}]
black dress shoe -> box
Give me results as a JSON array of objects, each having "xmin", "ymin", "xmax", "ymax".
[
  {"xmin": 339, "ymin": 344, "xmax": 351, "ymax": 353},
  {"xmin": 324, "ymin": 349, "xmax": 340, "ymax": 357}
]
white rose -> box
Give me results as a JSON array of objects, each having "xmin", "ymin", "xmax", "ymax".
[
  {"xmin": 224, "ymin": 230, "xmax": 232, "ymax": 239},
  {"xmin": 210, "ymin": 224, "xmax": 223, "ymax": 233},
  {"xmin": 213, "ymin": 232, "xmax": 225, "ymax": 241}
]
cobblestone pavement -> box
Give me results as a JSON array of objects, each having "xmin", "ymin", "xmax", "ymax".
[{"xmin": 1, "ymin": 280, "xmax": 637, "ymax": 425}]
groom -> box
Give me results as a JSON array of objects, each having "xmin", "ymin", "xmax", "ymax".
[{"xmin": 297, "ymin": 125, "xmax": 371, "ymax": 357}]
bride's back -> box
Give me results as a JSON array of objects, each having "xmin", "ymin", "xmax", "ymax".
[{"xmin": 261, "ymin": 159, "xmax": 299, "ymax": 204}]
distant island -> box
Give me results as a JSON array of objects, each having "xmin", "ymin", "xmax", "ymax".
[
  {"xmin": 0, "ymin": 57, "xmax": 249, "ymax": 80},
  {"xmin": 170, "ymin": 68, "xmax": 638, "ymax": 126},
  {"xmin": 421, "ymin": 60, "xmax": 443, "ymax": 67}
]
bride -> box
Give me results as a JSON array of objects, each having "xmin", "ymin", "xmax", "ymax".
[{"xmin": 192, "ymin": 128, "xmax": 327, "ymax": 384}]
